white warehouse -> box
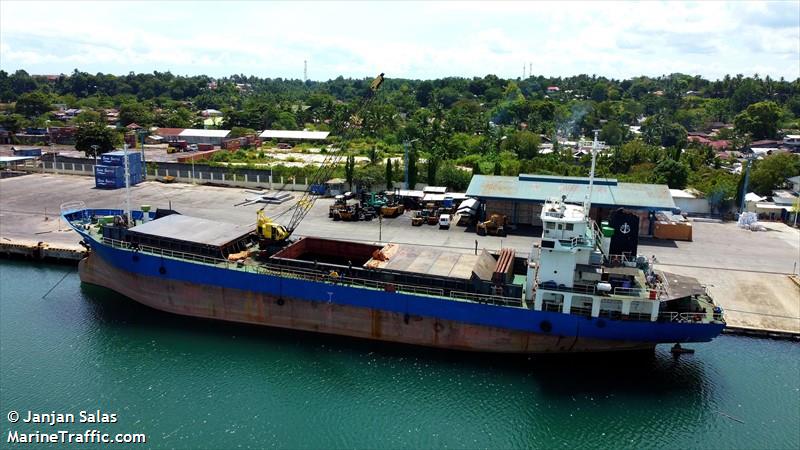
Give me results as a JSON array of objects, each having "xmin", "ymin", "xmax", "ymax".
[{"xmin": 178, "ymin": 129, "xmax": 231, "ymax": 146}]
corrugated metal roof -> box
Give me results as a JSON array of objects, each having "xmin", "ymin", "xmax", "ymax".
[
  {"xmin": 466, "ymin": 175, "xmax": 677, "ymax": 210},
  {"xmin": 128, "ymin": 215, "xmax": 251, "ymax": 247},
  {"xmin": 178, "ymin": 129, "xmax": 231, "ymax": 138},
  {"xmin": 0, "ymin": 156, "xmax": 35, "ymax": 163},
  {"xmin": 259, "ymin": 130, "xmax": 330, "ymax": 140},
  {"xmin": 669, "ymin": 189, "xmax": 696, "ymax": 199}
]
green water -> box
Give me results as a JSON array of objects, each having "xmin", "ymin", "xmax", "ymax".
[{"xmin": 1, "ymin": 259, "xmax": 798, "ymax": 449}]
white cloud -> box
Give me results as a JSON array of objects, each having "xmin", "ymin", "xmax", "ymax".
[{"xmin": 0, "ymin": 1, "xmax": 797, "ymax": 80}]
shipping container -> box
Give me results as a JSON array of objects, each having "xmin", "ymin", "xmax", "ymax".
[
  {"xmin": 95, "ymin": 168, "xmax": 143, "ymax": 189},
  {"xmin": 100, "ymin": 150, "xmax": 143, "ymax": 167},
  {"xmin": 653, "ymin": 221, "xmax": 693, "ymax": 241},
  {"xmin": 197, "ymin": 143, "xmax": 214, "ymax": 151},
  {"xmin": 223, "ymin": 139, "xmax": 241, "ymax": 151},
  {"xmin": 95, "ymin": 165, "xmax": 124, "ymax": 177}
]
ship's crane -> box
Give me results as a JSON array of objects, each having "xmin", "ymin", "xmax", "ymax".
[{"xmin": 257, "ymin": 73, "xmax": 386, "ymax": 246}]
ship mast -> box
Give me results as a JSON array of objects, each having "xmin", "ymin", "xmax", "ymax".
[
  {"xmin": 123, "ymin": 143, "xmax": 132, "ymax": 225},
  {"xmin": 584, "ymin": 130, "xmax": 601, "ymax": 215}
]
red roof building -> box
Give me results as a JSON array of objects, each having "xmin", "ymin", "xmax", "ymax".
[{"xmin": 709, "ymin": 140, "xmax": 730, "ymax": 151}]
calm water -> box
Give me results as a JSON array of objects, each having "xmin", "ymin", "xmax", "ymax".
[{"xmin": 1, "ymin": 259, "xmax": 798, "ymax": 449}]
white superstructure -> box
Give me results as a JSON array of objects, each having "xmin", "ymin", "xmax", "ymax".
[{"xmin": 527, "ymin": 196, "xmax": 663, "ymax": 321}]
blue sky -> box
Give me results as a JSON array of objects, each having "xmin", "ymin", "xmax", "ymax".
[{"xmin": 1, "ymin": 1, "xmax": 798, "ymax": 81}]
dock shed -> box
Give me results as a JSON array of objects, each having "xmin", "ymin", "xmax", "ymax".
[
  {"xmin": 259, "ymin": 130, "xmax": 330, "ymax": 143},
  {"xmin": 178, "ymin": 129, "xmax": 231, "ymax": 146},
  {"xmin": 465, "ymin": 174, "xmax": 677, "ymax": 236}
]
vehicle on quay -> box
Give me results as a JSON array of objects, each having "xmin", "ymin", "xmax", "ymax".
[{"xmin": 439, "ymin": 214, "xmax": 452, "ymax": 229}]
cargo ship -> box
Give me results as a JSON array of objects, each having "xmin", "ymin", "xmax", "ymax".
[{"xmin": 63, "ymin": 194, "xmax": 725, "ymax": 354}]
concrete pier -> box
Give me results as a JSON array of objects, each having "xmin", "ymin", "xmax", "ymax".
[
  {"xmin": 2, "ymin": 173, "xmax": 798, "ymax": 336},
  {"xmin": 0, "ymin": 239, "xmax": 86, "ymax": 262}
]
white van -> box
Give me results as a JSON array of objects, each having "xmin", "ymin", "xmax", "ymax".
[{"xmin": 438, "ymin": 214, "xmax": 452, "ymax": 229}]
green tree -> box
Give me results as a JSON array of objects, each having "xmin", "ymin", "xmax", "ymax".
[
  {"xmin": 344, "ymin": 154, "xmax": 356, "ymax": 191},
  {"xmin": 73, "ymin": 110, "xmax": 103, "ymax": 125},
  {"xmin": 119, "ymin": 102, "xmax": 153, "ymax": 127},
  {"xmin": 436, "ymin": 162, "xmax": 472, "ymax": 191},
  {"xmin": 367, "ymin": 146, "xmax": 379, "ymax": 165},
  {"xmin": 472, "ymin": 161, "xmax": 481, "ymax": 175},
  {"xmin": 500, "ymin": 130, "xmax": 540, "ymax": 159},
  {"xmin": 600, "ymin": 120, "xmax": 626, "ymax": 146},
  {"xmin": 493, "ymin": 161, "xmax": 502, "ymax": 175},
  {"xmin": 642, "ymin": 114, "xmax": 687, "ymax": 149},
  {"xmin": 426, "ymin": 157, "xmax": 439, "ymax": 186},
  {"xmin": 407, "ymin": 149, "xmax": 418, "ymax": 189},
  {"xmin": 14, "ymin": 91, "xmax": 51, "ymax": 118},
  {"xmin": 733, "ymin": 101, "xmax": 781, "ymax": 140},
  {"xmin": 651, "ymin": 158, "xmax": 689, "ymax": 188},
  {"xmin": 229, "ymin": 126, "xmax": 257, "ymax": 138},
  {"xmin": 590, "ymin": 83, "xmax": 608, "ymax": 102},
  {"xmin": 161, "ymin": 107, "xmax": 195, "ymax": 128},
  {"xmin": 75, "ymin": 122, "xmax": 122, "ymax": 157},
  {"xmin": 749, "ymin": 153, "xmax": 800, "ymax": 195},
  {"xmin": 730, "ymin": 78, "xmax": 765, "ymax": 112},
  {"xmin": 274, "ymin": 111, "xmax": 297, "ymax": 130},
  {"xmin": 0, "ymin": 113, "xmax": 28, "ymax": 133},
  {"xmin": 385, "ymin": 158, "xmax": 393, "ymax": 190}
]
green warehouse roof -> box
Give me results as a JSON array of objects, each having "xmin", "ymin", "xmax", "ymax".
[{"xmin": 465, "ymin": 174, "xmax": 677, "ymax": 211}]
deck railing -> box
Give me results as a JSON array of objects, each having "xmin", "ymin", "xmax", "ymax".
[
  {"xmin": 99, "ymin": 237, "xmax": 518, "ymax": 308},
  {"xmin": 449, "ymin": 290, "xmax": 523, "ymax": 307},
  {"xmin": 659, "ymin": 311, "xmax": 723, "ymax": 323},
  {"xmin": 539, "ymin": 283, "xmax": 596, "ymax": 296},
  {"xmin": 612, "ymin": 286, "xmax": 647, "ymax": 298}
]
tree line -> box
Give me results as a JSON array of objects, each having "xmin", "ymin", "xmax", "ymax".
[{"xmin": 1, "ymin": 69, "xmax": 799, "ymax": 203}]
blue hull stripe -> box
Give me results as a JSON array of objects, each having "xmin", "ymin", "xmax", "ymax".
[{"xmin": 68, "ymin": 210, "xmax": 724, "ymax": 343}]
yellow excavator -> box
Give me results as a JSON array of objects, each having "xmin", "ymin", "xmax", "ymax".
[
  {"xmin": 255, "ymin": 73, "xmax": 385, "ymax": 247},
  {"xmin": 256, "ymin": 210, "xmax": 290, "ymax": 242}
]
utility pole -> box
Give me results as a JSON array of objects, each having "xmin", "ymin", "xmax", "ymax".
[
  {"xmin": 739, "ymin": 156, "xmax": 754, "ymax": 212},
  {"xmin": 585, "ymin": 130, "xmax": 602, "ymax": 214},
  {"xmin": 90, "ymin": 144, "xmax": 99, "ymax": 167},
  {"xmin": 50, "ymin": 142, "xmax": 57, "ymax": 175},
  {"xmin": 304, "ymin": 60, "xmax": 307, "ymax": 82}
]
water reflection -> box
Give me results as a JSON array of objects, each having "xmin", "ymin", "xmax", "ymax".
[{"xmin": 79, "ymin": 282, "xmax": 711, "ymax": 398}]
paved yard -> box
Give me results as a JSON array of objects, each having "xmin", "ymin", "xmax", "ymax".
[{"xmin": 2, "ymin": 174, "xmax": 798, "ymax": 333}]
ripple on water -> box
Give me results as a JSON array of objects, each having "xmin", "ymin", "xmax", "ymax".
[{"xmin": 1, "ymin": 260, "xmax": 798, "ymax": 449}]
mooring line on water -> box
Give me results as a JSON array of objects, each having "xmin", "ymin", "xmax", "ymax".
[
  {"xmin": 722, "ymin": 308, "xmax": 800, "ymax": 320},
  {"xmin": 42, "ymin": 271, "xmax": 71, "ymax": 299},
  {"xmin": 716, "ymin": 410, "xmax": 745, "ymax": 424}
]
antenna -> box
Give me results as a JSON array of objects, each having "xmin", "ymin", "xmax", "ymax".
[
  {"xmin": 585, "ymin": 130, "xmax": 601, "ymax": 215},
  {"xmin": 304, "ymin": 60, "xmax": 307, "ymax": 82}
]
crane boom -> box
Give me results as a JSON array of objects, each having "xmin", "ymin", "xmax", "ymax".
[{"xmin": 273, "ymin": 73, "xmax": 386, "ymax": 239}]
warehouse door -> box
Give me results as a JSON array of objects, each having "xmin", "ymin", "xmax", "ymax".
[
  {"xmin": 530, "ymin": 203, "xmax": 543, "ymax": 226},
  {"xmin": 516, "ymin": 202, "xmax": 533, "ymax": 225}
]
